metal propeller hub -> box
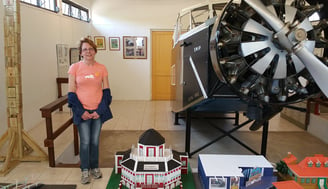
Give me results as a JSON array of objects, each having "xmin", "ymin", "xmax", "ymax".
[
  {"xmin": 210, "ymin": 0, "xmax": 328, "ymax": 105},
  {"xmin": 294, "ymin": 28, "xmax": 307, "ymax": 41}
]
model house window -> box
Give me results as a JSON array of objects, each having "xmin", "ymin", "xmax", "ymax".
[
  {"xmin": 288, "ymin": 170, "xmax": 293, "ymax": 176},
  {"xmin": 146, "ymin": 175, "xmax": 153, "ymax": 184},
  {"xmin": 306, "ymin": 178, "xmax": 310, "ymax": 183},
  {"xmin": 316, "ymin": 161, "xmax": 321, "ymax": 167},
  {"xmin": 308, "ymin": 160, "xmax": 313, "ymax": 167},
  {"xmin": 312, "ymin": 178, "xmax": 317, "ymax": 184},
  {"xmin": 325, "ymin": 161, "xmax": 328, "ymax": 167},
  {"xmin": 62, "ymin": 0, "xmax": 89, "ymax": 22},
  {"xmin": 139, "ymin": 145, "xmax": 144, "ymax": 156},
  {"xmin": 21, "ymin": 0, "xmax": 57, "ymax": 12},
  {"xmin": 147, "ymin": 148, "xmax": 155, "ymax": 157}
]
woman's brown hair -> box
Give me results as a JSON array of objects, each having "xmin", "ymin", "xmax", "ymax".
[{"xmin": 79, "ymin": 37, "xmax": 98, "ymax": 54}]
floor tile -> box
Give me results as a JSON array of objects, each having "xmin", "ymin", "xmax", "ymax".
[{"xmin": 0, "ymin": 100, "xmax": 323, "ymax": 189}]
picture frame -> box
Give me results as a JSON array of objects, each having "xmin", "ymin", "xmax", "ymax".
[
  {"xmin": 123, "ymin": 36, "xmax": 147, "ymax": 59},
  {"xmin": 94, "ymin": 36, "xmax": 106, "ymax": 50},
  {"xmin": 109, "ymin": 37, "xmax": 120, "ymax": 51},
  {"xmin": 56, "ymin": 44, "xmax": 70, "ymax": 77},
  {"xmin": 69, "ymin": 48, "xmax": 80, "ymax": 64}
]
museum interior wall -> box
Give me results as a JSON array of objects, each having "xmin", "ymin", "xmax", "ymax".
[
  {"xmin": 0, "ymin": 0, "xmax": 91, "ymax": 135},
  {"xmin": 0, "ymin": 0, "xmax": 209, "ymax": 135},
  {"xmin": 89, "ymin": 0, "xmax": 207, "ymax": 101}
]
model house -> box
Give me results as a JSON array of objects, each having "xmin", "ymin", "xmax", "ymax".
[
  {"xmin": 198, "ymin": 154, "xmax": 276, "ymax": 189},
  {"xmin": 115, "ymin": 129, "xmax": 188, "ymax": 189},
  {"xmin": 282, "ymin": 153, "xmax": 328, "ymax": 189},
  {"xmin": 272, "ymin": 180, "xmax": 304, "ymax": 189}
]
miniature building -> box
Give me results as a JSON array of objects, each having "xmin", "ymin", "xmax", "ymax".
[
  {"xmin": 283, "ymin": 153, "xmax": 328, "ymax": 189},
  {"xmin": 115, "ymin": 129, "xmax": 188, "ymax": 189},
  {"xmin": 272, "ymin": 180, "xmax": 304, "ymax": 189},
  {"xmin": 198, "ymin": 154, "xmax": 276, "ymax": 189}
]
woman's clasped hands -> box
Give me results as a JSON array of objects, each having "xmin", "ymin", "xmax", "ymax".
[{"xmin": 81, "ymin": 111, "xmax": 100, "ymax": 120}]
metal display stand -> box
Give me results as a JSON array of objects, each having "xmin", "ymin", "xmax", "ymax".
[
  {"xmin": 183, "ymin": 110, "xmax": 269, "ymax": 157},
  {"xmin": 175, "ymin": 98, "xmax": 270, "ymax": 158}
]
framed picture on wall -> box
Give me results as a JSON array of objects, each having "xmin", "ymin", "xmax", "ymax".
[
  {"xmin": 123, "ymin": 36, "xmax": 147, "ymax": 59},
  {"xmin": 109, "ymin": 37, "xmax": 120, "ymax": 51},
  {"xmin": 94, "ymin": 36, "xmax": 106, "ymax": 50},
  {"xmin": 56, "ymin": 44, "xmax": 70, "ymax": 77},
  {"xmin": 69, "ymin": 48, "xmax": 80, "ymax": 64}
]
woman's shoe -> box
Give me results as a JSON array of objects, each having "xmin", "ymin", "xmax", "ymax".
[
  {"xmin": 81, "ymin": 170, "xmax": 91, "ymax": 184},
  {"xmin": 90, "ymin": 168, "xmax": 102, "ymax": 179}
]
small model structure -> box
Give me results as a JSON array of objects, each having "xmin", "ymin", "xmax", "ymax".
[
  {"xmin": 198, "ymin": 154, "xmax": 276, "ymax": 189},
  {"xmin": 281, "ymin": 152, "xmax": 328, "ymax": 189},
  {"xmin": 115, "ymin": 129, "xmax": 188, "ymax": 189},
  {"xmin": 272, "ymin": 180, "xmax": 304, "ymax": 189}
]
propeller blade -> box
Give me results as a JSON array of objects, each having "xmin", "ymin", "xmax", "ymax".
[
  {"xmin": 297, "ymin": 18, "xmax": 313, "ymax": 32},
  {"xmin": 267, "ymin": 5, "xmax": 277, "ymax": 17},
  {"xmin": 294, "ymin": 44, "xmax": 328, "ymax": 97},
  {"xmin": 291, "ymin": 54, "xmax": 305, "ymax": 73},
  {"xmin": 290, "ymin": 40, "xmax": 315, "ymax": 73},
  {"xmin": 243, "ymin": 0, "xmax": 284, "ymax": 32}
]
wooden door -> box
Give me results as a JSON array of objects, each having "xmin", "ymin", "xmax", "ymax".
[{"xmin": 151, "ymin": 31, "xmax": 173, "ymax": 100}]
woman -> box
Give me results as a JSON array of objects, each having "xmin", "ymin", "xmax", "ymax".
[{"xmin": 67, "ymin": 37, "xmax": 112, "ymax": 184}]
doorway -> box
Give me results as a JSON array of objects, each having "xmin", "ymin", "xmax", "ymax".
[{"xmin": 151, "ymin": 31, "xmax": 174, "ymax": 100}]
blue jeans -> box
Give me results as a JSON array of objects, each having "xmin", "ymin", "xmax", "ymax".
[{"xmin": 77, "ymin": 117, "xmax": 102, "ymax": 171}]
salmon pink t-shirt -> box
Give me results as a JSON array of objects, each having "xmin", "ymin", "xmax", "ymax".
[{"xmin": 68, "ymin": 61, "xmax": 108, "ymax": 110}]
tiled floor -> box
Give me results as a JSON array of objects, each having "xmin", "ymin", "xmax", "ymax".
[{"xmin": 0, "ymin": 100, "xmax": 307, "ymax": 188}]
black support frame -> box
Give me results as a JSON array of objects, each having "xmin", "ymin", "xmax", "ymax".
[{"xmin": 180, "ymin": 109, "xmax": 269, "ymax": 158}]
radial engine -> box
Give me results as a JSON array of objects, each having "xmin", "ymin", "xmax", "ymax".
[{"xmin": 171, "ymin": 0, "xmax": 328, "ymax": 129}]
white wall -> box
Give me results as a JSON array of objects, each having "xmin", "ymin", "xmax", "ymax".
[
  {"xmin": 20, "ymin": 3, "xmax": 91, "ymax": 131},
  {"xmin": 0, "ymin": 1, "xmax": 91, "ymax": 134},
  {"xmin": 90, "ymin": 0, "xmax": 207, "ymax": 100},
  {"xmin": 0, "ymin": 2, "xmax": 6, "ymax": 136},
  {"xmin": 0, "ymin": 0, "xmax": 208, "ymax": 134}
]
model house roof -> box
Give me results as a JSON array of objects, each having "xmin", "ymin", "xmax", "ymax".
[
  {"xmin": 138, "ymin": 128, "xmax": 165, "ymax": 145},
  {"xmin": 121, "ymin": 159, "xmax": 181, "ymax": 173},
  {"xmin": 283, "ymin": 153, "xmax": 298, "ymax": 164},
  {"xmin": 286, "ymin": 154, "xmax": 328, "ymax": 177},
  {"xmin": 167, "ymin": 159, "xmax": 182, "ymax": 171},
  {"xmin": 136, "ymin": 162, "xmax": 166, "ymax": 172},
  {"xmin": 116, "ymin": 149, "xmax": 131, "ymax": 161},
  {"xmin": 172, "ymin": 150, "xmax": 188, "ymax": 161},
  {"xmin": 272, "ymin": 180, "xmax": 303, "ymax": 189},
  {"xmin": 121, "ymin": 159, "xmax": 136, "ymax": 170},
  {"xmin": 199, "ymin": 154, "xmax": 273, "ymax": 177}
]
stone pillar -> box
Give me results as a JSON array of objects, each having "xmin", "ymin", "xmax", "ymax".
[{"xmin": 0, "ymin": 0, "xmax": 47, "ymax": 176}]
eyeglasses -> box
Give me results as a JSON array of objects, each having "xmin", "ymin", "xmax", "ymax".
[{"xmin": 82, "ymin": 48, "xmax": 95, "ymax": 52}]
